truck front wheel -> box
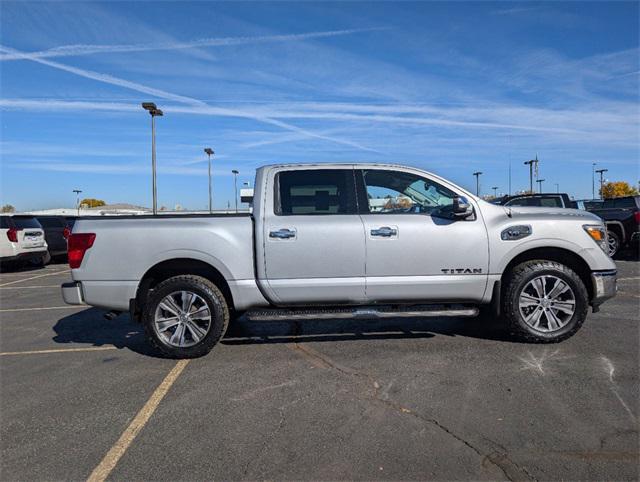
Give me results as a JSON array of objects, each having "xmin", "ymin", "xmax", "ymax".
[
  {"xmin": 142, "ymin": 275, "xmax": 230, "ymax": 358},
  {"xmin": 502, "ymin": 260, "xmax": 589, "ymax": 343}
]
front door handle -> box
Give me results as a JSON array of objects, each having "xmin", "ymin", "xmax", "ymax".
[
  {"xmin": 371, "ymin": 226, "xmax": 397, "ymax": 237},
  {"xmin": 269, "ymin": 228, "xmax": 296, "ymax": 239}
]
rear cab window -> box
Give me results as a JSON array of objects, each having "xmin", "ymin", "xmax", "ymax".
[{"xmin": 275, "ymin": 169, "xmax": 357, "ymax": 215}]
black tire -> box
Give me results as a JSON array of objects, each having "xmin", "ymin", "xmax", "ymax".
[
  {"xmin": 28, "ymin": 251, "xmax": 50, "ymax": 267},
  {"xmin": 502, "ymin": 260, "xmax": 589, "ymax": 343},
  {"xmin": 142, "ymin": 275, "xmax": 230, "ymax": 358},
  {"xmin": 607, "ymin": 230, "xmax": 620, "ymax": 258}
]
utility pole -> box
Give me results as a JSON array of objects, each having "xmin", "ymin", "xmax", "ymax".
[
  {"xmin": 492, "ymin": 186, "xmax": 499, "ymax": 198},
  {"xmin": 73, "ymin": 189, "xmax": 82, "ymax": 216},
  {"xmin": 472, "ymin": 171, "xmax": 482, "ymax": 196},
  {"xmin": 536, "ymin": 178, "xmax": 545, "ymax": 193},
  {"xmin": 141, "ymin": 102, "xmax": 163, "ymax": 215},
  {"xmin": 554, "ymin": 183, "xmax": 559, "ymax": 193},
  {"xmin": 232, "ymin": 169, "xmax": 239, "ymax": 212},
  {"xmin": 592, "ymin": 162, "xmax": 596, "ymax": 200},
  {"xmin": 595, "ymin": 168, "xmax": 608, "ymax": 199},
  {"xmin": 524, "ymin": 156, "xmax": 539, "ymax": 194},
  {"xmin": 204, "ymin": 148, "xmax": 214, "ymax": 213}
]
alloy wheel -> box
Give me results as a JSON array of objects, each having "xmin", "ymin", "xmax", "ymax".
[
  {"xmin": 518, "ymin": 275, "xmax": 576, "ymax": 332},
  {"xmin": 153, "ymin": 290, "xmax": 212, "ymax": 347}
]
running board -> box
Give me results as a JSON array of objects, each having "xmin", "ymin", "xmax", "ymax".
[{"xmin": 247, "ymin": 304, "xmax": 479, "ymax": 321}]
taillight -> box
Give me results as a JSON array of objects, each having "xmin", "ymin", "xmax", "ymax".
[
  {"xmin": 68, "ymin": 233, "xmax": 96, "ymax": 269},
  {"xmin": 63, "ymin": 226, "xmax": 71, "ymax": 239},
  {"xmin": 6, "ymin": 227, "xmax": 20, "ymax": 243},
  {"xmin": 634, "ymin": 211, "xmax": 640, "ymax": 224}
]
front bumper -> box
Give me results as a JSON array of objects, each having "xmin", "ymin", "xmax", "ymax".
[
  {"xmin": 591, "ymin": 270, "xmax": 617, "ymax": 307},
  {"xmin": 61, "ymin": 281, "xmax": 85, "ymax": 305}
]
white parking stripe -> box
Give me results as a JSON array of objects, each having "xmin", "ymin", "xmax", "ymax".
[
  {"xmin": 0, "ymin": 269, "xmax": 70, "ymax": 287},
  {"xmin": 0, "ymin": 306, "xmax": 85, "ymax": 313},
  {"xmin": 0, "ymin": 285, "xmax": 61, "ymax": 290},
  {"xmin": 0, "ymin": 346, "xmax": 117, "ymax": 356}
]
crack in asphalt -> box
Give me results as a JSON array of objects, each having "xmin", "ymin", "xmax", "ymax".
[
  {"xmin": 289, "ymin": 341, "xmax": 536, "ymax": 482},
  {"xmin": 242, "ymin": 393, "xmax": 312, "ymax": 479}
]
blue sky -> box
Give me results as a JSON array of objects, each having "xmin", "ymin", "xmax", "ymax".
[{"xmin": 1, "ymin": 1, "xmax": 638, "ymax": 211}]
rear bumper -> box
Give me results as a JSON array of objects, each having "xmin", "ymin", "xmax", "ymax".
[
  {"xmin": 61, "ymin": 281, "xmax": 85, "ymax": 305},
  {"xmin": 0, "ymin": 250, "xmax": 48, "ymax": 263},
  {"xmin": 591, "ymin": 270, "xmax": 617, "ymax": 307}
]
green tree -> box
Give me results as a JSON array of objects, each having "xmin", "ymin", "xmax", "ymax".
[
  {"xmin": 1, "ymin": 204, "xmax": 16, "ymax": 213},
  {"xmin": 600, "ymin": 181, "xmax": 639, "ymax": 199}
]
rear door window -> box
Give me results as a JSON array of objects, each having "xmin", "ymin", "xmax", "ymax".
[{"xmin": 275, "ymin": 169, "xmax": 358, "ymax": 215}]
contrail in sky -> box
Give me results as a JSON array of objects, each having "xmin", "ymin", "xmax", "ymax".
[
  {"xmin": 0, "ymin": 28, "xmax": 385, "ymax": 61},
  {"xmin": 0, "ymin": 45, "xmax": 376, "ymax": 152}
]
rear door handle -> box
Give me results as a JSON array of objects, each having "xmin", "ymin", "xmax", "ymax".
[
  {"xmin": 269, "ymin": 228, "xmax": 296, "ymax": 239},
  {"xmin": 371, "ymin": 226, "xmax": 397, "ymax": 237}
]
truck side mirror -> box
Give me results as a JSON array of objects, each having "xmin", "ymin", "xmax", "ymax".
[{"xmin": 452, "ymin": 196, "xmax": 473, "ymax": 219}]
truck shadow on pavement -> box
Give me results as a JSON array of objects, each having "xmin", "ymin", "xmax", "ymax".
[
  {"xmin": 52, "ymin": 308, "xmax": 513, "ymax": 356},
  {"xmin": 222, "ymin": 315, "xmax": 513, "ymax": 345},
  {"xmin": 52, "ymin": 308, "xmax": 162, "ymax": 357}
]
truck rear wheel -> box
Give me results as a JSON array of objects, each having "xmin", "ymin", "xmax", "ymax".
[
  {"xmin": 142, "ymin": 275, "xmax": 229, "ymax": 358},
  {"xmin": 502, "ymin": 260, "xmax": 589, "ymax": 343}
]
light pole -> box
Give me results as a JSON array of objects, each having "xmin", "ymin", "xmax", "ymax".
[
  {"xmin": 204, "ymin": 148, "xmax": 214, "ymax": 213},
  {"xmin": 592, "ymin": 162, "xmax": 596, "ymax": 199},
  {"xmin": 536, "ymin": 178, "xmax": 545, "ymax": 193},
  {"xmin": 595, "ymin": 168, "xmax": 608, "ymax": 199},
  {"xmin": 142, "ymin": 102, "xmax": 163, "ymax": 215},
  {"xmin": 492, "ymin": 186, "xmax": 499, "ymax": 198},
  {"xmin": 554, "ymin": 183, "xmax": 559, "ymax": 193},
  {"xmin": 232, "ymin": 169, "xmax": 239, "ymax": 212},
  {"xmin": 524, "ymin": 156, "xmax": 539, "ymax": 193},
  {"xmin": 472, "ymin": 171, "xmax": 482, "ymax": 196},
  {"xmin": 73, "ymin": 189, "xmax": 82, "ymax": 216}
]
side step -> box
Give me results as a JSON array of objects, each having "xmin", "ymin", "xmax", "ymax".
[{"xmin": 247, "ymin": 304, "xmax": 479, "ymax": 321}]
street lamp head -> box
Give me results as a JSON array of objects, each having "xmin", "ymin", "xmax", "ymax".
[
  {"xmin": 204, "ymin": 148, "xmax": 214, "ymax": 156},
  {"xmin": 153, "ymin": 109, "xmax": 163, "ymax": 117},
  {"xmin": 232, "ymin": 169, "xmax": 239, "ymax": 174},
  {"xmin": 141, "ymin": 102, "xmax": 157, "ymax": 111}
]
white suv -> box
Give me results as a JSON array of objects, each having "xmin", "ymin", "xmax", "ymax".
[{"xmin": 0, "ymin": 215, "xmax": 48, "ymax": 265}]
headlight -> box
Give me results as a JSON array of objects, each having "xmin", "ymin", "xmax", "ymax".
[{"xmin": 583, "ymin": 224, "xmax": 608, "ymax": 254}]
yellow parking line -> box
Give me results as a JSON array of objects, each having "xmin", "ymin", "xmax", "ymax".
[
  {"xmin": 0, "ymin": 270, "xmax": 70, "ymax": 287},
  {"xmin": 87, "ymin": 359, "xmax": 190, "ymax": 482},
  {"xmin": 0, "ymin": 306, "xmax": 84, "ymax": 313},
  {"xmin": 0, "ymin": 346, "xmax": 117, "ymax": 356}
]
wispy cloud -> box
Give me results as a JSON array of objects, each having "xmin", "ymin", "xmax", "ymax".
[
  {"xmin": 491, "ymin": 6, "xmax": 543, "ymax": 16},
  {"xmin": 0, "ymin": 28, "xmax": 385, "ymax": 62},
  {"xmin": 4, "ymin": 97, "xmax": 638, "ymax": 156},
  {"xmin": 0, "ymin": 45, "xmax": 376, "ymax": 152}
]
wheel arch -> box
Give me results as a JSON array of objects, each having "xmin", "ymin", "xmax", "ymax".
[
  {"xmin": 135, "ymin": 258, "xmax": 234, "ymax": 320},
  {"xmin": 501, "ymin": 247, "xmax": 593, "ymax": 301}
]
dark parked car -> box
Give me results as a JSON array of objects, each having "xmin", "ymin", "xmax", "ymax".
[
  {"xmin": 492, "ymin": 193, "xmax": 577, "ymax": 209},
  {"xmin": 35, "ymin": 216, "xmax": 75, "ymax": 263},
  {"xmin": 585, "ymin": 196, "xmax": 640, "ymax": 257}
]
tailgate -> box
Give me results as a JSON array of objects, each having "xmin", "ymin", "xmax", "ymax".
[{"xmin": 19, "ymin": 228, "xmax": 46, "ymax": 250}]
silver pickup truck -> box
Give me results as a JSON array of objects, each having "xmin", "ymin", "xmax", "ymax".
[{"xmin": 62, "ymin": 163, "xmax": 617, "ymax": 358}]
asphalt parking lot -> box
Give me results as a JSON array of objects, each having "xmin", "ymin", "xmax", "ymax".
[{"xmin": 1, "ymin": 257, "xmax": 638, "ymax": 481}]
